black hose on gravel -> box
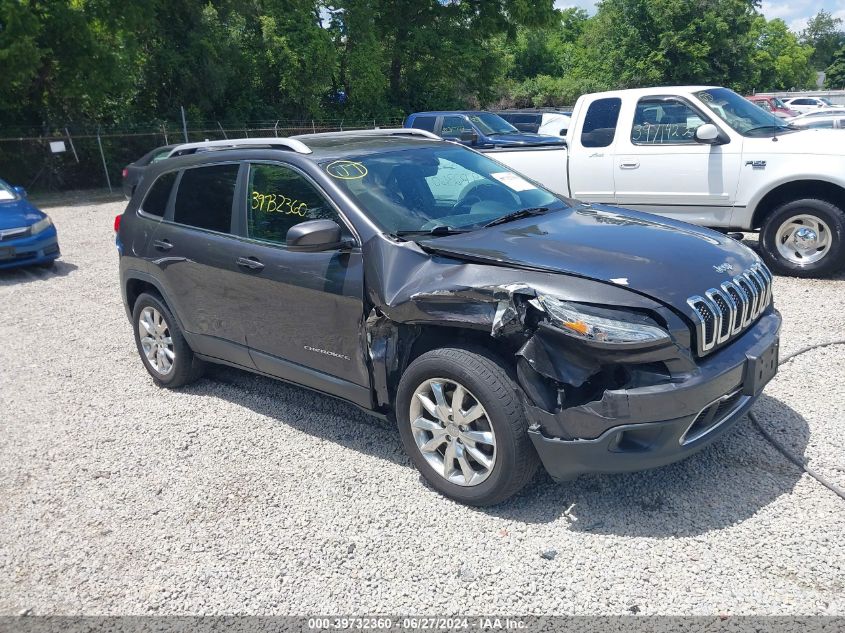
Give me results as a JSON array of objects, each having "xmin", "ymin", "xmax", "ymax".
[{"xmin": 749, "ymin": 339, "xmax": 845, "ymax": 502}]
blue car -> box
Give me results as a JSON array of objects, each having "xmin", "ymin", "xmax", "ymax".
[
  {"xmin": 404, "ymin": 110, "xmax": 567, "ymax": 148},
  {"xmin": 0, "ymin": 180, "xmax": 60, "ymax": 270}
]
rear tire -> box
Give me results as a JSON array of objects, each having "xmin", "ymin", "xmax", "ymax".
[
  {"xmin": 132, "ymin": 292, "xmax": 205, "ymax": 388},
  {"xmin": 759, "ymin": 198, "xmax": 845, "ymax": 277},
  {"xmin": 395, "ymin": 347, "xmax": 538, "ymax": 506}
]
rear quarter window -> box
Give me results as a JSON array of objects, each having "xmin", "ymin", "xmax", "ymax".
[
  {"xmin": 140, "ymin": 171, "xmax": 178, "ymax": 217},
  {"xmin": 410, "ymin": 116, "xmax": 437, "ymax": 132},
  {"xmin": 580, "ymin": 98, "xmax": 622, "ymax": 148}
]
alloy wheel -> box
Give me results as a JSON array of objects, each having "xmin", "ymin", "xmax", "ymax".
[
  {"xmin": 409, "ymin": 378, "xmax": 497, "ymax": 486},
  {"xmin": 138, "ymin": 306, "xmax": 175, "ymax": 375},
  {"xmin": 775, "ymin": 214, "xmax": 832, "ymax": 265}
]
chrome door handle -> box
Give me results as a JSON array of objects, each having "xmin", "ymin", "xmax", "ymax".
[
  {"xmin": 153, "ymin": 239, "xmax": 173, "ymax": 251},
  {"xmin": 620, "ymin": 161, "xmax": 640, "ymax": 169},
  {"xmin": 237, "ymin": 256, "xmax": 264, "ymax": 270}
]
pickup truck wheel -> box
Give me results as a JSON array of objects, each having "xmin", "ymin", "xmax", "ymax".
[
  {"xmin": 759, "ymin": 199, "xmax": 845, "ymax": 277},
  {"xmin": 396, "ymin": 347, "xmax": 538, "ymax": 506},
  {"xmin": 132, "ymin": 292, "xmax": 205, "ymax": 388}
]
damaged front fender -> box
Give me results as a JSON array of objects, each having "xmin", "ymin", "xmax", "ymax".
[{"xmin": 362, "ymin": 235, "xmax": 685, "ymax": 418}]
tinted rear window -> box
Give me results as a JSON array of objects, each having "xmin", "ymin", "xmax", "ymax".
[
  {"xmin": 581, "ymin": 98, "xmax": 622, "ymax": 148},
  {"xmin": 173, "ymin": 164, "xmax": 239, "ymax": 232},
  {"xmin": 410, "ymin": 116, "xmax": 437, "ymax": 132},
  {"xmin": 140, "ymin": 171, "xmax": 177, "ymax": 217}
]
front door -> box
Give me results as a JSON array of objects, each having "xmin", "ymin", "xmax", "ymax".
[
  {"xmin": 613, "ymin": 96, "xmax": 742, "ymax": 227},
  {"xmin": 232, "ymin": 161, "xmax": 370, "ymax": 398}
]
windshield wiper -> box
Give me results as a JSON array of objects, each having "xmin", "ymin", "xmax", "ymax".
[
  {"xmin": 483, "ymin": 207, "xmax": 550, "ymax": 228},
  {"xmin": 393, "ymin": 225, "xmax": 470, "ymax": 238},
  {"xmin": 744, "ymin": 125, "xmax": 794, "ymax": 136}
]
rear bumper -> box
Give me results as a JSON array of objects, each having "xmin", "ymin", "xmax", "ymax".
[
  {"xmin": 526, "ymin": 310, "xmax": 781, "ymax": 480},
  {"xmin": 0, "ymin": 228, "xmax": 60, "ymax": 270}
]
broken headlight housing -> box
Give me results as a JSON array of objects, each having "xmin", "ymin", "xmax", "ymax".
[{"xmin": 538, "ymin": 296, "xmax": 670, "ymax": 345}]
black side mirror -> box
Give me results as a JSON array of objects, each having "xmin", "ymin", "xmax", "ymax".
[
  {"xmin": 459, "ymin": 130, "xmax": 479, "ymax": 145},
  {"xmin": 13, "ymin": 186, "xmax": 26, "ymax": 198},
  {"xmin": 286, "ymin": 219, "xmax": 349, "ymax": 252}
]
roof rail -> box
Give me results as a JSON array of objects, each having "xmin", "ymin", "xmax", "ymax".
[
  {"xmin": 167, "ymin": 137, "xmax": 312, "ymax": 157},
  {"xmin": 291, "ymin": 128, "xmax": 442, "ymax": 141}
]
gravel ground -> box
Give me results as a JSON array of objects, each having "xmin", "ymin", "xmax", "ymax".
[{"xmin": 1, "ymin": 197, "xmax": 844, "ymax": 615}]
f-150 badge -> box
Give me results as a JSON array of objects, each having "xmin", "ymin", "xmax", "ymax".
[{"xmin": 745, "ymin": 160, "xmax": 767, "ymax": 169}]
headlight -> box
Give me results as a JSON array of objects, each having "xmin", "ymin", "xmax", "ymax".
[
  {"xmin": 538, "ymin": 296, "xmax": 670, "ymax": 345},
  {"xmin": 30, "ymin": 216, "xmax": 53, "ymax": 234}
]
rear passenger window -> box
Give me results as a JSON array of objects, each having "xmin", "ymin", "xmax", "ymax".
[
  {"xmin": 247, "ymin": 164, "xmax": 347, "ymax": 245},
  {"xmin": 173, "ymin": 164, "xmax": 239, "ymax": 232},
  {"xmin": 580, "ymin": 98, "xmax": 621, "ymax": 148},
  {"xmin": 411, "ymin": 116, "xmax": 437, "ymax": 132},
  {"xmin": 141, "ymin": 171, "xmax": 177, "ymax": 217}
]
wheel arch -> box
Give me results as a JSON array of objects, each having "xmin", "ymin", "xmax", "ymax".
[
  {"xmin": 371, "ymin": 319, "xmax": 518, "ymax": 412},
  {"xmin": 123, "ymin": 272, "xmax": 186, "ymax": 331},
  {"xmin": 751, "ymin": 179, "xmax": 845, "ymax": 229}
]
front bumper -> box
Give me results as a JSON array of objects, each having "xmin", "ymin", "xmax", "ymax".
[
  {"xmin": 0, "ymin": 227, "xmax": 60, "ymax": 270},
  {"xmin": 526, "ymin": 309, "xmax": 781, "ymax": 480}
]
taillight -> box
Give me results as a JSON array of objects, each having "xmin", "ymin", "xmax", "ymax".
[
  {"xmin": 122, "ymin": 168, "xmax": 128, "ymax": 178},
  {"xmin": 114, "ymin": 215, "xmax": 121, "ymax": 233}
]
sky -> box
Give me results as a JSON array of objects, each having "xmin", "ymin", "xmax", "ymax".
[{"xmin": 553, "ymin": 0, "xmax": 845, "ymax": 33}]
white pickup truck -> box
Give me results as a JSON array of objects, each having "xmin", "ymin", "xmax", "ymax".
[{"xmin": 471, "ymin": 86, "xmax": 845, "ymax": 277}]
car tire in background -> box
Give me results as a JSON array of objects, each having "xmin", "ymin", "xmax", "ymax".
[
  {"xmin": 132, "ymin": 292, "xmax": 205, "ymax": 388},
  {"xmin": 395, "ymin": 347, "xmax": 538, "ymax": 506},
  {"xmin": 760, "ymin": 198, "xmax": 845, "ymax": 277}
]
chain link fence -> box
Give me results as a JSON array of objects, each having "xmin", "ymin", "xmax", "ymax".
[{"xmin": 0, "ymin": 118, "xmax": 405, "ymax": 193}]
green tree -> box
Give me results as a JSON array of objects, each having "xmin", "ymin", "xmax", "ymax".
[
  {"xmin": 825, "ymin": 45, "xmax": 845, "ymax": 89},
  {"xmin": 0, "ymin": 0, "xmax": 146, "ymax": 125},
  {"xmin": 576, "ymin": 0, "xmax": 761, "ymax": 91},
  {"xmin": 751, "ymin": 17, "xmax": 815, "ymax": 91},
  {"xmin": 800, "ymin": 10, "xmax": 844, "ymax": 70}
]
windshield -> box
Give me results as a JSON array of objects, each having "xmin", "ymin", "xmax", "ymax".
[
  {"xmin": 468, "ymin": 113, "xmax": 520, "ymax": 136},
  {"xmin": 0, "ymin": 180, "xmax": 16, "ymax": 202},
  {"xmin": 695, "ymin": 88, "xmax": 793, "ymax": 136},
  {"xmin": 322, "ymin": 145, "xmax": 566, "ymax": 234},
  {"xmin": 821, "ymin": 97, "xmax": 833, "ymax": 106}
]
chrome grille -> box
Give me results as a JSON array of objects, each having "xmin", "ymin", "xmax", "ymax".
[
  {"xmin": 687, "ymin": 263, "xmax": 773, "ymax": 356},
  {"xmin": 0, "ymin": 226, "xmax": 30, "ymax": 242}
]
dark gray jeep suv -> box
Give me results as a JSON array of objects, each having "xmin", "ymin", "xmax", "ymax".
[{"xmin": 116, "ymin": 129, "xmax": 781, "ymax": 506}]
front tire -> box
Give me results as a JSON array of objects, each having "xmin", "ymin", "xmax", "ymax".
[
  {"xmin": 396, "ymin": 347, "xmax": 538, "ymax": 506},
  {"xmin": 132, "ymin": 292, "xmax": 205, "ymax": 388},
  {"xmin": 759, "ymin": 199, "xmax": 845, "ymax": 277}
]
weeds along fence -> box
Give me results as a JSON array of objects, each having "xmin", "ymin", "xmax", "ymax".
[{"xmin": 0, "ymin": 118, "xmax": 405, "ymax": 193}]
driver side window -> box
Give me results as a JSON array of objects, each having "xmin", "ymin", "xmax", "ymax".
[
  {"xmin": 247, "ymin": 163, "xmax": 347, "ymax": 246},
  {"xmin": 631, "ymin": 98, "xmax": 706, "ymax": 145},
  {"xmin": 441, "ymin": 116, "xmax": 474, "ymax": 138}
]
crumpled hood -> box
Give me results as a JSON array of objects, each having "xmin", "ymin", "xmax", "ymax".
[
  {"xmin": 419, "ymin": 203, "xmax": 762, "ymax": 314},
  {"xmin": 486, "ymin": 132, "xmax": 566, "ymax": 147},
  {"xmin": 0, "ymin": 198, "xmax": 45, "ymax": 229}
]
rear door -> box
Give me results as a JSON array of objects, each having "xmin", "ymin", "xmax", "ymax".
[
  {"xmin": 566, "ymin": 96, "xmax": 621, "ymax": 203},
  {"xmin": 231, "ymin": 161, "xmax": 370, "ymax": 398},
  {"xmin": 149, "ymin": 162, "xmax": 253, "ymax": 367}
]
